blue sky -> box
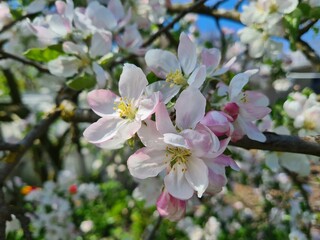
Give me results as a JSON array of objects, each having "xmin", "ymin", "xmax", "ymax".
[{"xmin": 172, "ymin": 0, "xmax": 320, "ymax": 55}]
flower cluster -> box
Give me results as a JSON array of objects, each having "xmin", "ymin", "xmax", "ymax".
[
  {"xmin": 84, "ymin": 32, "xmax": 270, "ymax": 221},
  {"xmin": 239, "ymin": 0, "xmax": 299, "ymax": 58}
]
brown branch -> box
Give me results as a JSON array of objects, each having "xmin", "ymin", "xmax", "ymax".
[
  {"xmin": 0, "ymin": 51, "xmax": 49, "ymax": 73},
  {"xmin": 296, "ymin": 39, "xmax": 320, "ymax": 71},
  {"xmin": 3, "ymin": 69, "xmax": 22, "ymax": 104},
  {"xmin": 66, "ymin": 109, "xmax": 320, "ymax": 157},
  {"xmin": 0, "ymin": 108, "xmax": 61, "ymax": 183},
  {"xmin": 299, "ymin": 19, "xmax": 319, "ymax": 37},
  {"xmin": 0, "ymin": 142, "xmax": 20, "ymax": 151},
  {"xmin": 231, "ymin": 132, "xmax": 320, "ymax": 157}
]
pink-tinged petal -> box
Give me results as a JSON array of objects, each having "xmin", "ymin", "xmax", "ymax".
[
  {"xmin": 87, "ymin": 89, "xmax": 118, "ymax": 117},
  {"xmin": 108, "ymin": 0, "xmax": 125, "ymax": 21},
  {"xmin": 83, "ymin": 116, "xmax": 125, "ymax": 143},
  {"xmin": 206, "ymin": 167, "xmax": 227, "ymax": 195},
  {"xmin": 213, "ymin": 154, "xmax": 240, "ymax": 171},
  {"xmin": 201, "ymin": 48, "xmax": 221, "ymax": 71},
  {"xmin": 175, "ymin": 88, "xmax": 206, "ymax": 130},
  {"xmin": 28, "ymin": 25, "xmax": 59, "ymax": 44},
  {"xmin": 145, "ymin": 81, "xmax": 180, "ymax": 104},
  {"xmin": 211, "ymin": 57, "xmax": 236, "ymax": 76},
  {"xmin": 157, "ymin": 190, "xmax": 186, "ymax": 221},
  {"xmin": 155, "ymin": 102, "xmax": 176, "ymax": 134},
  {"xmin": 136, "ymin": 92, "xmax": 160, "ymax": 121},
  {"xmin": 181, "ymin": 129, "xmax": 213, "ymax": 156},
  {"xmin": 119, "ymin": 64, "xmax": 148, "ymax": 100},
  {"xmin": 163, "ymin": 133, "xmax": 189, "ymax": 148},
  {"xmin": 48, "ymin": 56, "xmax": 80, "ymax": 77},
  {"xmin": 55, "ymin": 1, "xmax": 66, "ymax": 14},
  {"xmin": 145, "ymin": 49, "xmax": 180, "ymax": 79},
  {"xmin": 89, "ymin": 31, "xmax": 112, "ymax": 58},
  {"xmin": 240, "ymin": 104, "xmax": 271, "ymax": 121},
  {"xmin": 178, "ymin": 32, "xmax": 196, "ymax": 75},
  {"xmin": 64, "ymin": 0, "xmax": 74, "ymax": 22},
  {"xmin": 201, "ymin": 111, "xmax": 233, "ymax": 137},
  {"xmin": 206, "ymin": 138, "xmax": 230, "ymax": 159},
  {"xmin": 245, "ymin": 91, "xmax": 269, "ymax": 106},
  {"xmin": 187, "ymin": 65, "xmax": 206, "ymax": 89},
  {"xmin": 185, "ymin": 157, "xmax": 209, "ymax": 198},
  {"xmin": 236, "ymin": 117, "xmax": 266, "ymax": 142},
  {"xmin": 229, "ymin": 69, "xmax": 258, "ymax": 100},
  {"xmin": 164, "ymin": 164, "xmax": 194, "ymax": 200},
  {"xmin": 127, "ymin": 148, "xmax": 167, "ymax": 179},
  {"xmin": 92, "ymin": 62, "xmax": 108, "ymax": 88},
  {"xmin": 138, "ymin": 119, "xmax": 166, "ymax": 149},
  {"xmin": 223, "ymin": 102, "xmax": 240, "ymax": 121},
  {"xmin": 117, "ymin": 7, "xmax": 132, "ymax": 29}
]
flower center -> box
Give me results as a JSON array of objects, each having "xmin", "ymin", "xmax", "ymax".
[
  {"xmin": 240, "ymin": 92, "xmax": 248, "ymax": 103},
  {"xmin": 114, "ymin": 98, "xmax": 137, "ymax": 120},
  {"xmin": 166, "ymin": 70, "xmax": 187, "ymax": 87},
  {"xmin": 304, "ymin": 119, "xmax": 316, "ymax": 130},
  {"xmin": 166, "ymin": 146, "xmax": 191, "ymax": 172}
]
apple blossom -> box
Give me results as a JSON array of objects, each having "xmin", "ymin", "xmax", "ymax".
[
  {"xmin": 157, "ymin": 189, "xmax": 187, "ymax": 221},
  {"xmin": 83, "ymin": 64, "xmax": 159, "ymax": 149},
  {"xmin": 145, "ymin": 32, "xmax": 207, "ymax": 102},
  {"xmin": 128, "ymin": 88, "xmax": 237, "ymax": 200},
  {"xmin": 218, "ymin": 70, "xmax": 271, "ymax": 142}
]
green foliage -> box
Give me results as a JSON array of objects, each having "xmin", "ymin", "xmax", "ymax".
[
  {"xmin": 66, "ymin": 73, "xmax": 96, "ymax": 90},
  {"xmin": 284, "ymin": 8, "xmax": 302, "ymax": 51},
  {"xmin": 24, "ymin": 45, "xmax": 64, "ymax": 63},
  {"xmin": 146, "ymin": 72, "xmax": 159, "ymax": 84}
]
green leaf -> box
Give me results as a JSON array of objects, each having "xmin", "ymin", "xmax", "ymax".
[
  {"xmin": 310, "ymin": 7, "xmax": 320, "ymax": 18},
  {"xmin": 146, "ymin": 72, "xmax": 159, "ymax": 84},
  {"xmin": 98, "ymin": 53, "xmax": 114, "ymax": 65},
  {"xmin": 298, "ymin": 3, "xmax": 311, "ymax": 17},
  {"xmin": 66, "ymin": 73, "xmax": 96, "ymax": 90},
  {"xmin": 24, "ymin": 45, "xmax": 64, "ymax": 62}
]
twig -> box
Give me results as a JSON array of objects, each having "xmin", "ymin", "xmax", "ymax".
[
  {"xmin": 142, "ymin": 0, "xmax": 208, "ymax": 48},
  {"xmin": 3, "ymin": 69, "xmax": 22, "ymax": 104},
  {"xmin": 0, "ymin": 107, "xmax": 61, "ymax": 183},
  {"xmin": 145, "ymin": 216, "xmax": 162, "ymax": 240},
  {"xmin": 299, "ymin": 19, "xmax": 319, "ymax": 37},
  {"xmin": 234, "ymin": 0, "xmax": 244, "ymax": 10},
  {"xmin": 0, "ymin": 51, "xmax": 49, "ymax": 73},
  {"xmin": 0, "ymin": 142, "xmax": 20, "ymax": 151}
]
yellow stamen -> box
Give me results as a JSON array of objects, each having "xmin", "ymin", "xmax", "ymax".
[
  {"xmin": 166, "ymin": 146, "xmax": 191, "ymax": 170},
  {"xmin": 114, "ymin": 98, "xmax": 137, "ymax": 120},
  {"xmin": 304, "ymin": 120, "xmax": 316, "ymax": 130},
  {"xmin": 166, "ymin": 70, "xmax": 187, "ymax": 87}
]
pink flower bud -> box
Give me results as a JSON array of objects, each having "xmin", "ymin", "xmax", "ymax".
[
  {"xmin": 69, "ymin": 184, "xmax": 78, "ymax": 194},
  {"xmin": 201, "ymin": 111, "xmax": 233, "ymax": 137},
  {"xmin": 223, "ymin": 102, "xmax": 239, "ymax": 121},
  {"xmin": 156, "ymin": 190, "xmax": 186, "ymax": 221}
]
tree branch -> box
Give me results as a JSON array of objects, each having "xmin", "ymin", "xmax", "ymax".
[{"xmin": 230, "ymin": 132, "xmax": 320, "ymax": 157}]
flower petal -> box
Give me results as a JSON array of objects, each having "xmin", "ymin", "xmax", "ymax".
[
  {"xmin": 87, "ymin": 89, "xmax": 118, "ymax": 117},
  {"xmin": 185, "ymin": 157, "xmax": 209, "ymax": 198},
  {"xmin": 178, "ymin": 32, "xmax": 196, "ymax": 75},
  {"xmin": 89, "ymin": 31, "xmax": 112, "ymax": 58},
  {"xmin": 163, "ymin": 133, "xmax": 189, "ymax": 148},
  {"xmin": 164, "ymin": 164, "xmax": 194, "ymax": 200},
  {"xmin": 187, "ymin": 65, "xmax": 206, "ymax": 89},
  {"xmin": 229, "ymin": 69, "xmax": 258, "ymax": 100},
  {"xmin": 145, "ymin": 81, "xmax": 180, "ymax": 104},
  {"xmin": 119, "ymin": 64, "xmax": 148, "ymax": 100},
  {"xmin": 92, "ymin": 62, "xmax": 108, "ymax": 88},
  {"xmin": 83, "ymin": 116, "xmax": 125, "ymax": 143},
  {"xmin": 155, "ymin": 102, "xmax": 176, "ymax": 134},
  {"xmin": 175, "ymin": 87, "xmax": 206, "ymax": 130},
  {"xmin": 145, "ymin": 49, "xmax": 180, "ymax": 78},
  {"xmin": 48, "ymin": 56, "xmax": 80, "ymax": 77},
  {"xmin": 136, "ymin": 92, "xmax": 160, "ymax": 121},
  {"xmin": 201, "ymin": 48, "xmax": 221, "ymax": 73},
  {"xmin": 137, "ymin": 119, "xmax": 166, "ymax": 149},
  {"xmin": 127, "ymin": 148, "xmax": 167, "ymax": 179}
]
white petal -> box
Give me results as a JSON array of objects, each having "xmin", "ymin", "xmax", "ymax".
[
  {"xmin": 128, "ymin": 148, "xmax": 167, "ymax": 179},
  {"xmin": 48, "ymin": 56, "xmax": 80, "ymax": 77},
  {"xmin": 137, "ymin": 119, "xmax": 166, "ymax": 149},
  {"xmin": 87, "ymin": 89, "xmax": 118, "ymax": 117},
  {"xmin": 163, "ymin": 133, "xmax": 189, "ymax": 148},
  {"xmin": 229, "ymin": 69, "xmax": 258, "ymax": 100},
  {"xmin": 265, "ymin": 152, "xmax": 280, "ymax": 172},
  {"xmin": 178, "ymin": 32, "xmax": 197, "ymax": 75},
  {"xmin": 48, "ymin": 14, "xmax": 68, "ymax": 36},
  {"xmin": 86, "ymin": 1, "xmax": 117, "ymax": 30},
  {"xmin": 136, "ymin": 92, "xmax": 160, "ymax": 121},
  {"xmin": 83, "ymin": 116, "xmax": 126, "ymax": 143},
  {"xmin": 92, "ymin": 62, "xmax": 108, "ymax": 88},
  {"xmin": 187, "ymin": 65, "xmax": 206, "ymax": 89},
  {"xmin": 145, "ymin": 49, "xmax": 180, "ymax": 79},
  {"xmin": 164, "ymin": 164, "xmax": 194, "ymax": 200},
  {"xmin": 145, "ymin": 81, "xmax": 180, "ymax": 104},
  {"xmin": 155, "ymin": 102, "xmax": 176, "ymax": 134},
  {"xmin": 108, "ymin": 0, "xmax": 125, "ymax": 21},
  {"xmin": 185, "ymin": 157, "xmax": 209, "ymax": 198},
  {"xmin": 175, "ymin": 87, "xmax": 206, "ymax": 130},
  {"xmin": 119, "ymin": 64, "xmax": 148, "ymax": 100},
  {"xmin": 275, "ymin": 0, "xmax": 298, "ymax": 14},
  {"xmin": 89, "ymin": 31, "xmax": 112, "ymax": 58}
]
